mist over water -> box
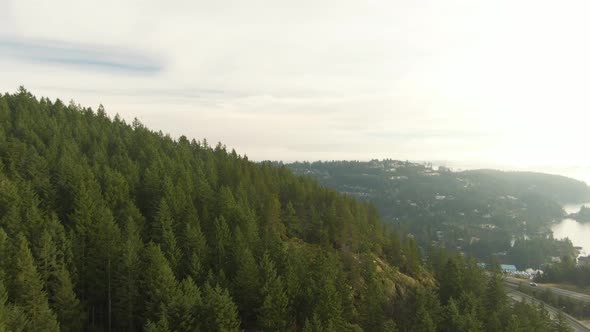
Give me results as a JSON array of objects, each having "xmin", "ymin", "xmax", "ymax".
[
  {"xmin": 552, "ymin": 218, "xmax": 590, "ymax": 257},
  {"xmin": 553, "ymin": 203, "xmax": 590, "ymax": 258}
]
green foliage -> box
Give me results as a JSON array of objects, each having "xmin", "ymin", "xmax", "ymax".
[
  {"xmin": 138, "ymin": 243, "xmax": 177, "ymax": 324},
  {"xmin": 572, "ymin": 205, "xmax": 590, "ymax": 222},
  {"xmin": 144, "ymin": 311, "xmax": 170, "ymax": 332},
  {"xmin": 484, "ymin": 270, "xmax": 507, "ymax": 314},
  {"xmin": 288, "ymin": 160, "xmax": 583, "ymax": 267},
  {"xmin": 258, "ymin": 253, "xmax": 289, "ymax": 331},
  {"xmin": 553, "ymin": 311, "xmax": 574, "ymax": 332},
  {"xmin": 51, "ymin": 266, "xmax": 82, "ymax": 332},
  {"xmin": 538, "ymin": 255, "xmax": 590, "ymax": 287},
  {"xmin": 518, "ymin": 282, "xmax": 590, "ymax": 320},
  {"xmin": 154, "ymin": 200, "xmax": 181, "ymax": 272},
  {"xmin": 10, "ymin": 235, "xmax": 59, "ymax": 331},
  {"xmin": 509, "ymin": 237, "xmax": 575, "ymax": 270},
  {"xmin": 113, "ymin": 218, "xmax": 142, "ymax": 331},
  {"xmin": 0, "ymin": 279, "xmax": 8, "ymax": 332},
  {"xmin": 166, "ymin": 277, "xmax": 202, "ymax": 331},
  {"xmin": 0, "ymin": 90, "xmax": 571, "ymax": 331},
  {"xmin": 302, "ymin": 313, "xmax": 323, "ymax": 332},
  {"xmin": 438, "ymin": 257, "xmax": 463, "ymax": 305},
  {"xmin": 213, "ymin": 216, "xmax": 232, "ymax": 274},
  {"xmin": 201, "ymin": 283, "xmax": 240, "ymax": 331},
  {"xmin": 232, "ymin": 244, "xmax": 260, "ymax": 326}
]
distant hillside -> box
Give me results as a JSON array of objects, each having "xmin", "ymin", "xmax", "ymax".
[
  {"xmin": 287, "ymin": 160, "xmax": 582, "ymax": 267},
  {"xmin": 460, "ymin": 169, "xmax": 590, "ymax": 204},
  {"xmin": 288, "ymin": 160, "xmax": 590, "ymax": 224}
]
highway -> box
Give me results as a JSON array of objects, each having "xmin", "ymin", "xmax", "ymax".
[
  {"xmin": 505, "ymin": 277, "xmax": 590, "ymax": 303},
  {"xmin": 505, "ymin": 282, "xmax": 590, "ymax": 332}
]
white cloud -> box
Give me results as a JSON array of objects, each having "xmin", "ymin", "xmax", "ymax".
[{"xmin": 1, "ymin": 0, "xmax": 590, "ymax": 172}]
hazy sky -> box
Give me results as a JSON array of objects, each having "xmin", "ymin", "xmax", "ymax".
[{"xmin": 1, "ymin": 1, "xmax": 590, "ymax": 173}]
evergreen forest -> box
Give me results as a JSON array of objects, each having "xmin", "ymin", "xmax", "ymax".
[{"xmin": 0, "ymin": 89, "xmax": 574, "ymax": 331}]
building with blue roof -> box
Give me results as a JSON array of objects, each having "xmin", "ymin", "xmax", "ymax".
[{"xmin": 501, "ymin": 264, "xmax": 517, "ymax": 273}]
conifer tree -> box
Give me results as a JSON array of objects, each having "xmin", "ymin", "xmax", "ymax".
[
  {"xmin": 554, "ymin": 311, "xmax": 574, "ymax": 332},
  {"xmin": 0, "ymin": 279, "xmax": 28, "ymax": 332},
  {"xmin": 113, "ymin": 218, "xmax": 142, "ymax": 331},
  {"xmin": 401, "ymin": 236, "xmax": 421, "ymax": 276},
  {"xmin": 262, "ymin": 196, "xmax": 285, "ymax": 252},
  {"xmin": 457, "ymin": 293, "xmax": 483, "ymax": 332},
  {"xmin": 439, "ymin": 257, "xmax": 463, "ymax": 305},
  {"xmin": 213, "ymin": 216, "xmax": 232, "ymax": 274},
  {"xmin": 179, "ymin": 216, "xmax": 207, "ymax": 281},
  {"xmin": 51, "ymin": 266, "xmax": 82, "ymax": 332},
  {"xmin": 484, "ymin": 271, "xmax": 507, "ymax": 314},
  {"xmin": 201, "ymin": 283, "xmax": 240, "ymax": 331},
  {"xmin": 258, "ymin": 252, "xmax": 289, "ymax": 331},
  {"xmin": 506, "ymin": 314, "xmax": 520, "ymax": 332},
  {"xmin": 314, "ymin": 262, "xmax": 345, "ymax": 330},
  {"xmin": 0, "ymin": 279, "xmax": 8, "ymax": 332},
  {"xmin": 144, "ymin": 311, "xmax": 171, "ymax": 332},
  {"xmin": 282, "ymin": 201, "xmax": 301, "ymax": 237},
  {"xmin": 485, "ymin": 312, "xmax": 502, "ymax": 332},
  {"xmin": 166, "ymin": 277, "xmax": 202, "ymax": 331},
  {"xmin": 85, "ymin": 205, "xmax": 121, "ymax": 330},
  {"xmin": 154, "ymin": 200, "xmax": 181, "ymax": 272},
  {"xmin": 302, "ymin": 313, "xmax": 324, "ymax": 332},
  {"xmin": 33, "ymin": 223, "xmax": 81, "ymax": 331},
  {"xmin": 11, "ymin": 235, "xmax": 59, "ymax": 331},
  {"xmin": 4, "ymin": 305, "xmax": 28, "ymax": 332},
  {"xmin": 139, "ymin": 243, "xmax": 177, "ymax": 325},
  {"xmin": 0, "ymin": 229, "xmax": 8, "ymax": 276},
  {"xmin": 69, "ymin": 181, "xmax": 98, "ymax": 304},
  {"xmin": 358, "ymin": 260, "xmax": 387, "ymax": 331},
  {"xmin": 401, "ymin": 287, "xmax": 440, "ymax": 332},
  {"xmin": 34, "ymin": 229, "xmax": 55, "ymax": 281},
  {"xmin": 0, "ymin": 90, "xmax": 567, "ymax": 332},
  {"xmin": 232, "ymin": 241, "xmax": 260, "ymax": 327},
  {"xmin": 536, "ymin": 302, "xmax": 552, "ymax": 330},
  {"xmin": 441, "ymin": 298, "xmax": 462, "ymax": 332}
]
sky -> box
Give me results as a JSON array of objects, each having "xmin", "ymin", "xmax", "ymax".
[{"xmin": 2, "ymin": 0, "xmax": 590, "ymax": 180}]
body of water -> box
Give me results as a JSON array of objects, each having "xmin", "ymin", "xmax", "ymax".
[
  {"xmin": 552, "ymin": 218, "xmax": 590, "ymax": 257},
  {"xmin": 429, "ymin": 161, "xmax": 590, "ymax": 256}
]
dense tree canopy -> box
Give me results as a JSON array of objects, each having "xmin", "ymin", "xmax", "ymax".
[{"xmin": 0, "ymin": 89, "xmax": 572, "ymax": 331}]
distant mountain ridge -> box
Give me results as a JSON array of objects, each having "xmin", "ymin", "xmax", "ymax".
[
  {"xmin": 287, "ymin": 159, "xmax": 590, "ymax": 210},
  {"xmin": 459, "ymin": 168, "xmax": 590, "ymax": 204},
  {"xmin": 286, "ymin": 159, "xmax": 584, "ymax": 267}
]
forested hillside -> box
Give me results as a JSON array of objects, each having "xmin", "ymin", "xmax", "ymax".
[
  {"xmin": 288, "ymin": 161, "xmax": 589, "ymax": 225},
  {"xmin": 288, "ymin": 160, "xmax": 583, "ymax": 268},
  {"xmin": 461, "ymin": 170, "xmax": 589, "ymax": 204},
  {"xmin": 0, "ymin": 89, "xmax": 571, "ymax": 331}
]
